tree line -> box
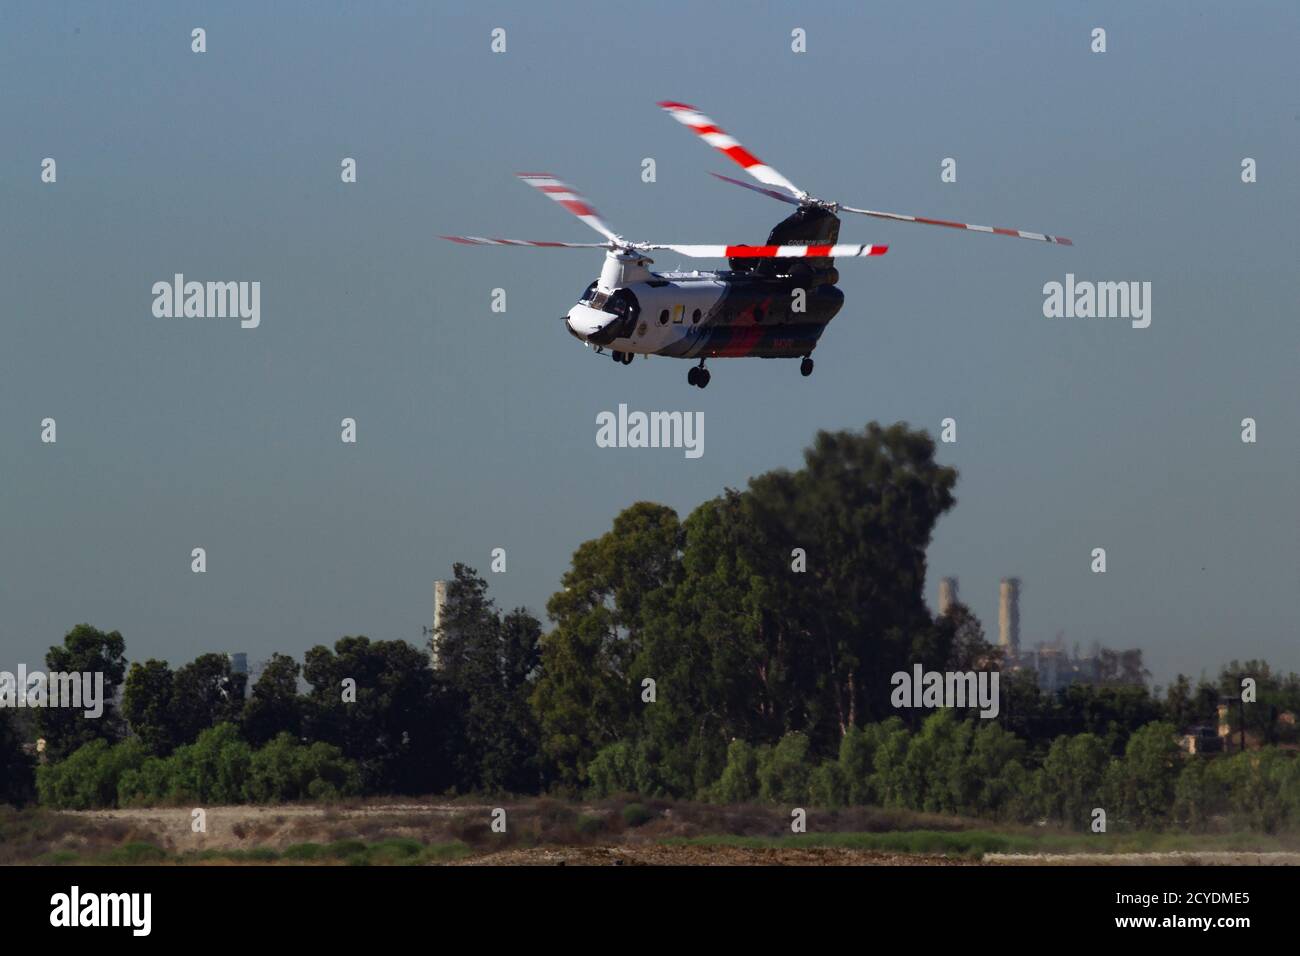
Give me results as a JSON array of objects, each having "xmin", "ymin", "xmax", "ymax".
[{"xmin": 3, "ymin": 422, "xmax": 1297, "ymax": 830}]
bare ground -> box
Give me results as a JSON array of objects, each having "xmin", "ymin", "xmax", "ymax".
[
  {"xmin": 14, "ymin": 801, "xmax": 1295, "ymax": 866},
  {"xmin": 452, "ymin": 845, "xmax": 977, "ymax": 865}
]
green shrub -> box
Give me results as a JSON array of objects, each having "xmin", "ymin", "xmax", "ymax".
[
  {"xmin": 758, "ymin": 733, "xmax": 813, "ymax": 804},
  {"xmin": 282, "ymin": 842, "xmax": 324, "ymax": 860},
  {"xmin": 586, "ymin": 742, "xmax": 638, "ymax": 798},
  {"xmin": 809, "ymin": 762, "xmax": 847, "ymax": 808},
  {"xmin": 622, "ymin": 802, "xmax": 654, "ymax": 827},
  {"xmin": 37, "ymin": 738, "xmax": 147, "ymax": 809},
  {"xmin": 713, "ymin": 740, "xmax": 761, "ymax": 803}
]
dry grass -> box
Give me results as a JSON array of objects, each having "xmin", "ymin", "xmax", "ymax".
[{"xmin": 5, "ymin": 798, "xmax": 1294, "ymax": 866}]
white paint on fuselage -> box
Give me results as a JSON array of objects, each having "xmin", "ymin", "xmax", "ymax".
[
  {"xmin": 565, "ymin": 273, "xmax": 732, "ymax": 357},
  {"xmin": 620, "ymin": 277, "xmax": 729, "ymax": 355}
]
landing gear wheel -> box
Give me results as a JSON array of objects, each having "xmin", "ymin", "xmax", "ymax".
[
  {"xmin": 800, "ymin": 357, "xmax": 814, "ymax": 377},
  {"xmin": 687, "ymin": 366, "xmax": 700, "ymax": 386},
  {"xmin": 622, "ymin": 351, "xmax": 634, "ymax": 365},
  {"xmin": 698, "ymin": 368, "xmax": 711, "ymax": 389},
  {"xmin": 612, "ymin": 350, "xmax": 624, "ymax": 364}
]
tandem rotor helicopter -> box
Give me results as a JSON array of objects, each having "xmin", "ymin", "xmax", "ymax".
[{"xmin": 443, "ymin": 102, "xmax": 1071, "ymax": 389}]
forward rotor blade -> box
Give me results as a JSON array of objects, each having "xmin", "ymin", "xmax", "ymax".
[
  {"xmin": 441, "ymin": 236, "xmax": 609, "ymax": 248},
  {"xmin": 838, "ymin": 204, "xmax": 1072, "ymax": 246},
  {"xmin": 516, "ymin": 173, "xmax": 621, "ymax": 243},
  {"xmin": 709, "ymin": 172, "xmax": 802, "ymax": 206},
  {"xmin": 658, "ymin": 102, "xmax": 805, "ymax": 199},
  {"xmin": 642, "ymin": 243, "xmax": 887, "ymax": 259}
]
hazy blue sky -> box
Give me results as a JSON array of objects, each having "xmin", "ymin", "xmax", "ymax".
[{"xmin": 1, "ymin": 1, "xmax": 1296, "ymax": 688}]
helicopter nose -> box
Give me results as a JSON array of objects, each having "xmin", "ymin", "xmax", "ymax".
[{"xmin": 565, "ymin": 303, "xmax": 612, "ymax": 339}]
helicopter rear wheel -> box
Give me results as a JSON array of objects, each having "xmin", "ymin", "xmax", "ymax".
[
  {"xmin": 800, "ymin": 357, "xmax": 814, "ymax": 377},
  {"xmin": 687, "ymin": 366, "xmax": 700, "ymax": 386}
]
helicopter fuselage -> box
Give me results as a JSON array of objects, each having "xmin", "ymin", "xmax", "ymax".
[
  {"xmin": 565, "ymin": 205, "xmax": 846, "ymax": 360},
  {"xmin": 567, "ymin": 271, "xmax": 844, "ymax": 359}
]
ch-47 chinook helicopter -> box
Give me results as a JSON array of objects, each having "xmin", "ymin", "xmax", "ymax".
[{"xmin": 443, "ymin": 102, "xmax": 1071, "ymax": 388}]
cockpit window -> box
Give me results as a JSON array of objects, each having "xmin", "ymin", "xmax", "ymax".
[
  {"xmin": 580, "ymin": 281, "xmax": 597, "ymax": 303},
  {"xmin": 590, "ymin": 291, "xmax": 610, "ymax": 310}
]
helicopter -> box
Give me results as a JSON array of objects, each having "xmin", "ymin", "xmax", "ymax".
[{"xmin": 443, "ymin": 102, "xmax": 1071, "ymax": 388}]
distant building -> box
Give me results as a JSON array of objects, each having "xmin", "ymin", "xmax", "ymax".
[
  {"xmin": 227, "ymin": 653, "xmax": 249, "ymax": 700},
  {"xmin": 429, "ymin": 580, "xmax": 448, "ymax": 670},
  {"xmin": 938, "ymin": 577, "xmax": 959, "ymax": 617},
  {"xmin": 937, "ymin": 574, "xmax": 1147, "ymax": 693},
  {"xmin": 998, "ymin": 578, "xmax": 1021, "ymax": 653},
  {"xmin": 1180, "ymin": 725, "xmax": 1223, "ymax": 754}
]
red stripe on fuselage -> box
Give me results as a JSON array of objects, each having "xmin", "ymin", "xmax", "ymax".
[{"xmin": 715, "ymin": 324, "xmax": 765, "ymax": 357}]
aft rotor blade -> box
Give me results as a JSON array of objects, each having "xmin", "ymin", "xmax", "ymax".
[
  {"xmin": 709, "ymin": 172, "xmax": 802, "ymax": 206},
  {"xmin": 642, "ymin": 243, "xmax": 887, "ymax": 258},
  {"xmin": 516, "ymin": 173, "xmax": 621, "ymax": 243},
  {"xmin": 658, "ymin": 102, "xmax": 805, "ymax": 199},
  {"xmin": 440, "ymin": 236, "xmax": 609, "ymax": 248},
  {"xmin": 838, "ymin": 204, "xmax": 1072, "ymax": 246}
]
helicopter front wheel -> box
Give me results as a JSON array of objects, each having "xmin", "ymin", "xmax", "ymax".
[{"xmin": 800, "ymin": 357, "xmax": 814, "ymax": 377}]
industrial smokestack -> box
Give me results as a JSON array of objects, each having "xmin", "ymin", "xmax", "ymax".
[
  {"xmin": 938, "ymin": 577, "xmax": 959, "ymax": 616},
  {"xmin": 430, "ymin": 580, "xmax": 448, "ymax": 669},
  {"xmin": 999, "ymin": 578, "xmax": 1021, "ymax": 651}
]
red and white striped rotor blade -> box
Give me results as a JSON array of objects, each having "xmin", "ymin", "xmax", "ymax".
[
  {"xmin": 839, "ymin": 204, "xmax": 1072, "ymax": 246},
  {"xmin": 643, "ymin": 243, "xmax": 887, "ymax": 259},
  {"xmin": 658, "ymin": 102, "xmax": 805, "ymax": 199},
  {"xmin": 441, "ymin": 236, "xmax": 609, "ymax": 248},
  {"xmin": 516, "ymin": 173, "xmax": 620, "ymax": 243},
  {"xmin": 709, "ymin": 172, "xmax": 802, "ymax": 206}
]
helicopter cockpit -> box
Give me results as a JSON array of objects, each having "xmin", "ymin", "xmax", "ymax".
[{"xmin": 567, "ymin": 286, "xmax": 640, "ymax": 345}]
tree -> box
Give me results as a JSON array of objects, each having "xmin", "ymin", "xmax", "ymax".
[
  {"xmin": 711, "ymin": 739, "xmax": 761, "ymax": 803},
  {"xmin": 1039, "ymin": 733, "xmax": 1109, "ymax": 829},
  {"xmin": 740, "ymin": 423, "xmax": 958, "ymax": 739},
  {"xmin": 167, "ymin": 723, "xmax": 252, "ymax": 804},
  {"xmin": 1171, "ymin": 756, "xmax": 1225, "ymax": 830},
  {"xmin": 437, "ymin": 563, "xmax": 544, "ymax": 793},
  {"xmin": 554, "ymin": 422, "xmax": 960, "ymax": 797},
  {"xmin": 303, "ymin": 636, "xmax": 441, "ymax": 794},
  {"xmin": 39, "ymin": 624, "xmax": 127, "ymax": 761},
  {"xmin": 531, "ymin": 503, "xmax": 682, "ymax": 789},
  {"xmin": 244, "ymin": 733, "xmax": 360, "ymax": 803},
  {"xmin": 0, "ymin": 710, "xmax": 36, "ymax": 806},
  {"xmin": 242, "ymin": 653, "xmax": 304, "ymax": 746},
  {"xmin": 758, "ymin": 733, "xmax": 814, "ymax": 804},
  {"xmin": 1103, "ymin": 721, "xmax": 1180, "ymax": 829},
  {"xmin": 1056, "ymin": 683, "xmax": 1165, "ymax": 755},
  {"xmin": 171, "ymin": 654, "xmax": 247, "ymax": 746},
  {"xmin": 936, "ymin": 604, "xmax": 1002, "ymax": 673},
  {"xmin": 964, "ymin": 721, "xmax": 1030, "ymax": 820},
  {"xmin": 122, "ymin": 660, "xmax": 178, "ymax": 755},
  {"xmin": 896, "ymin": 710, "xmax": 973, "ymax": 814}
]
